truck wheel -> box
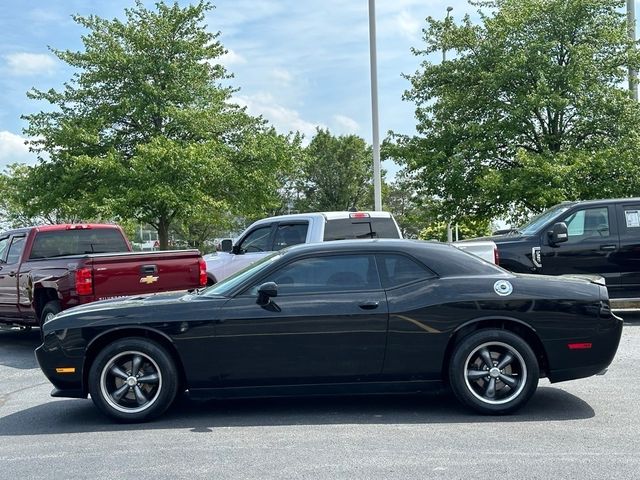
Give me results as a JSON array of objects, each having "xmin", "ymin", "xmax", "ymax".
[
  {"xmin": 40, "ymin": 301, "xmax": 61, "ymax": 327},
  {"xmin": 448, "ymin": 329, "xmax": 539, "ymax": 414},
  {"xmin": 88, "ymin": 337, "xmax": 178, "ymax": 422}
]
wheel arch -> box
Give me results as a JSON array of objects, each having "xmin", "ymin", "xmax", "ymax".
[
  {"xmin": 82, "ymin": 327, "xmax": 187, "ymax": 396},
  {"xmin": 441, "ymin": 316, "xmax": 549, "ymax": 383},
  {"xmin": 32, "ymin": 286, "xmax": 59, "ymax": 322}
]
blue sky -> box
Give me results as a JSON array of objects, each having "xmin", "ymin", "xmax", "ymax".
[
  {"xmin": 1, "ymin": 1, "xmax": 637, "ymax": 176},
  {"xmin": 0, "ymin": 0, "xmax": 484, "ymax": 174}
]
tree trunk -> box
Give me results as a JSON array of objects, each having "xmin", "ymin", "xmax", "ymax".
[{"xmin": 158, "ymin": 217, "xmax": 170, "ymax": 250}]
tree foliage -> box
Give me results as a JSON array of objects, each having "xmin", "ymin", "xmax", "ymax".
[
  {"xmin": 387, "ymin": 0, "xmax": 640, "ymax": 224},
  {"xmin": 295, "ymin": 129, "xmax": 374, "ymax": 212},
  {"xmin": 20, "ymin": 1, "xmax": 295, "ymax": 248}
]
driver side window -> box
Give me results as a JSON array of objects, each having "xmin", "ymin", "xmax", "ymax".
[
  {"xmin": 0, "ymin": 237, "xmax": 8, "ymax": 262},
  {"xmin": 238, "ymin": 226, "xmax": 273, "ymax": 253},
  {"xmin": 562, "ymin": 207, "xmax": 610, "ymax": 242}
]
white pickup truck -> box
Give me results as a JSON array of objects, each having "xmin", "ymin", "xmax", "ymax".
[{"xmin": 205, "ymin": 211, "xmax": 498, "ymax": 284}]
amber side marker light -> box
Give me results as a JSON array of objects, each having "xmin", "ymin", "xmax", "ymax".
[
  {"xmin": 55, "ymin": 367, "xmax": 76, "ymax": 374},
  {"xmin": 567, "ymin": 343, "xmax": 592, "ymax": 350}
]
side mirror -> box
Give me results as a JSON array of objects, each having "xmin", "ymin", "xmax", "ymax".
[
  {"xmin": 231, "ymin": 244, "xmax": 241, "ymax": 255},
  {"xmin": 548, "ymin": 222, "xmax": 568, "ymax": 246},
  {"xmin": 256, "ymin": 281, "xmax": 278, "ymax": 307},
  {"xmin": 220, "ymin": 239, "xmax": 233, "ymax": 252}
]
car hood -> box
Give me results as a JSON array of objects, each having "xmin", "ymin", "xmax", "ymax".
[{"xmin": 460, "ymin": 233, "xmax": 535, "ymax": 246}]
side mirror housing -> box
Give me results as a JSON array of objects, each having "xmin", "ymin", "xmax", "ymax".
[
  {"xmin": 256, "ymin": 282, "xmax": 278, "ymax": 306},
  {"xmin": 220, "ymin": 239, "xmax": 233, "ymax": 252},
  {"xmin": 548, "ymin": 222, "xmax": 568, "ymax": 246}
]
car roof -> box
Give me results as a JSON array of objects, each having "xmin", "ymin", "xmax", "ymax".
[
  {"xmin": 558, "ymin": 198, "xmax": 640, "ymax": 208},
  {"xmin": 1, "ymin": 224, "xmax": 121, "ymax": 237},
  {"xmin": 251, "ymin": 211, "xmax": 393, "ymax": 224}
]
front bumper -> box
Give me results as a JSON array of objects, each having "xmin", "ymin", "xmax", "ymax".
[{"xmin": 35, "ymin": 336, "xmax": 86, "ymax": 398}]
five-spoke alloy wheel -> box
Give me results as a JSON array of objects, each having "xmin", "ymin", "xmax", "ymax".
[
  {"xmin": 89, "ymin": 338, "xmax": 178, "ymax": 422},
  {"xmin": 449, "ymin": 329, "xmax": 539, "ymax": 414}
]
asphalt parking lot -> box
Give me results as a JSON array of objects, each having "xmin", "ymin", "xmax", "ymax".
[{"xmin": 1, "ymin": 319, "xmax": 639, "ymax": 480}]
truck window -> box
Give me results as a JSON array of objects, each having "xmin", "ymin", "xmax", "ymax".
[
  {"xmin": 0, "ymin": 237, "xmax": 9, "ymax": 262},
  {"xmin": 323, "ymin": 218, "xmax": 400, "ymax": 241},
  {"xmin": 273, "ymin": 223, "xmax": 308, "ymax": 251},
  {"xmin": 238, "ymin": 226, "xmax": 273, "ymax": 253},
  {"xmin": 562, "ymin": 207, "xmax": 610, "ymax": 242},
  {"xmin": 6, "ymin": 236, "xmax": 26, "ymax": 264},
  {"xmin": 29, "ymin": 229, "xmax": 129, "ymax": 259}
]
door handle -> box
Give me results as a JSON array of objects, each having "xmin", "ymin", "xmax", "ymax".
[
  {"xmin": 8, "ymin": 271, "xmax": 16, "ymax": 277},
  {"xmin": 359, "ymin": 301, "xmax": 380, "ymax": 310},
  {"xmin": 600, "ymin": 245, "xmax": 617, "ymax": 251}
]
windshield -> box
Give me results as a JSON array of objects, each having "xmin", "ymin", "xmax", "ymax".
[
  {"xmin": 519, "ymin": 204, "xmax": 573, "ymax": 235},
  {"xmin": 203, "ymin": 251, "xmax": 283, "ymax": 297}
]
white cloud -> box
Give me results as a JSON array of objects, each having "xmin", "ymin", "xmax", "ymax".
[
  {"xmin": 4, "ymin": 53, "xmax": 57, "ymax": 76},
  {"xmin": 270, "ymin": 67, "xmax": 293, "ymax": 86},
  {"xmin": 333, "ymin": 114, "xmax": 360, "ymax": 133},
  {"xmin": 233, "ymin": 93, "xmax": 323, "ymax": 140},
  {"xmin": 395, "ymin": 10, "xmax": 422, "ymax": 39},
  {"xmin": 0, "ymin": 131, "xmax": 37, "ymax": 169},
  {"xmin": 218, "ymin": 48, "xmax": 247, "ymax": 67}
]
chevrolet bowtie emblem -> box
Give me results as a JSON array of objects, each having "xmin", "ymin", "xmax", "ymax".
[{"xmin": 140, "ymin": 275, "xmax": 159, "ymax": 285}]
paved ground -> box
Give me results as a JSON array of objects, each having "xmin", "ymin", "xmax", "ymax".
[{"xmin": 1, "ymin": 320, "xmax": 639, "ymax": 480}]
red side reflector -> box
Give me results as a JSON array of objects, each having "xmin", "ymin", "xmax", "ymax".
[
  {"xmin": 568, "ymin": 342, "xmax": 592, "ymax": 350},
  {"xmin": 349, "ymin": 212, "xmax": 370, "ymax": 219},
  {"xmin": 198, "ymin": 258, "xmax": 208, "ymax": 287},
  {"xmin": 75, "ymin": 267, "xmax": 94, "ymax": 295}
]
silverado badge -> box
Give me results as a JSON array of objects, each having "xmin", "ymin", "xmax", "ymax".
[{"xmin": 140, "ymin": 275, "xmax": 159, "ymax": 285}]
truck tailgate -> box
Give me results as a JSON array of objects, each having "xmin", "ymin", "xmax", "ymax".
[{"xmin": 90, "ymin": 250, "xmax": 201, "ymax": 299}]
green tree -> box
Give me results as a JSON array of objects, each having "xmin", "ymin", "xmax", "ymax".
[
  {"xmin": 296, "ymin": 129, "xmax": 374, "ymax": 212},
  {"xmin": 22, "ymin": 1, "xmax": 293, "ymax": 248},
  {"xmin": 387, "ymin": 0, "xmax": 640, "ymax": 224}
]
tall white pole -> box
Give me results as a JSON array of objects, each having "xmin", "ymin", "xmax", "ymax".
[
  {"xmin": 368, "ymin": 0, "xmax": 382, "ymax": 211},
  {"xmin": 444, "ymin": 6, "xmax": 453, "ymax": 242},
  {"xmin": 629, "ymin": 0, "xmax": 638, "ymax": 101}
]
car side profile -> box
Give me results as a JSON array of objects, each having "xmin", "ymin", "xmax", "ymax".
[{"xmin": 36, "ymin": 239, "xmax": 622, "ymax": 422}]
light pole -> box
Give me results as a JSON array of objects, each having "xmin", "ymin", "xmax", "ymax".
[
  {"xmin": 368, "ymin": 0, "xmax": 382, "ymax": 211},
  {"xmin": 443, "ymin": 6, "xmax": 454, "ymax": 242},
  {"xmin": 629, "ymin": 0, "xmax": 638, "ymax": 101}
]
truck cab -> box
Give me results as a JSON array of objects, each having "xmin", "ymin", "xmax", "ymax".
[
  {"xmin": 205, "ymin": 211, "xmax": 402, "ymax": 283},
  {"xmin": 480, "ymin": 198, "xmax": 640, "ymax": 299}
]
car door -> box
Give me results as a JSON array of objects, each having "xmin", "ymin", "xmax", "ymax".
[
  {"xmin": 613, "ymin": 202, "xmax": 640, "ymax": 298},
  {"xmin": 212, "ymin": 253, "xmax": 389, "ymax": 387},
  {"xmin": 540, "ymin": 205, "xmax": 620, "ymax": 287},
  {"xmin": 0, "ymin": 235, "xmax": 26, "ymax": 319},
  {"xmin": 226, "ymin": 224, "xmax": 276, "ymax": 277}
]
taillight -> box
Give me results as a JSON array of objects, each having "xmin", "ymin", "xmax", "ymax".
[
  {"xmin": 494, "ymin": 246, "xmax": 500, "ymax": 265},
  {"xmin": 75, "ymin": 267, "xmax": 93, "ymax": 295},
  {"xmin": 199, "ymin": 258, "xmax": 207, "ymax": 287}
]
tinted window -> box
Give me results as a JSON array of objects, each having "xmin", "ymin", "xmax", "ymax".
[
  {"xmin": 255, "ymin": 254, "xmax": 381, "ymax": 295},
  {"xmin": 238, "ymin": 226, "xmax": 273, "ymax": 253},
  {"xmin": 273, "ymin": 223, "xmax": 308, "ymax": 251},
  {"xmin": 0, "ymin": 237, "xmax": 9, "ymax": 262},
  {"xmin": 323, "ymin": 218, "xmax": 400, "ymax": 241},
  {"xmin": 377, "ymin": 254, "xmax": 434, "ymax": 288},
  {"xmin": 6, "ymin": 236, "xmax": 25, "ymax": 264},
  {"xmin": 562, "ymin": 207, "xmax": 610, "ymax": 242},
  {"xmin": 30, "ymin": 229, "xmax": 129, "ymax": 259}
]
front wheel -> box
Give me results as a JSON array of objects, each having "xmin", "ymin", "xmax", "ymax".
[
  {"xmin": 449, "ymin": 329, "xmax": 539, "ymax": 414},
  {"xmin": 88, "ymin": 338, "xmax": 178, "ymax": 422}
]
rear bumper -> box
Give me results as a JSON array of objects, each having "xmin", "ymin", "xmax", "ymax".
[{"xmin": 547, "ymin": 313, "xmax": 623, "ymax": 383}]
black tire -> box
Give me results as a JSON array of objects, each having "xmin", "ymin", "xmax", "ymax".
[
  {"xmin": 88, "ymin": 337, "xmax": 178, "ymax": 422},
  {"xmin": 40, "ymin": 300, "xmax": 61, "ymax": 327},
  {"xmin": 449, "ymin": 329, "xmax": 539, "ymax": 415}
]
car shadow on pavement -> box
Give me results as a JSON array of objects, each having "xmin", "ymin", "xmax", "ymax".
[
  {"xmin": 0, "ymin": 386, "xmax": 594, "ymax": 436},
  {"xmin": 0, "ymin": 328, "xmax": 40, "ymax": 370}
]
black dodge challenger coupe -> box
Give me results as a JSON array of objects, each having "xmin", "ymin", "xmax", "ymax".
[{"xmin": 36, "ymin": 239, "xmax": 623, "ymax": 422}]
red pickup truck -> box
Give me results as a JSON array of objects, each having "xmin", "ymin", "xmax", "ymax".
[{"xmin": 0, "ymin": 224, "xmax": 206, "ymax": 327}]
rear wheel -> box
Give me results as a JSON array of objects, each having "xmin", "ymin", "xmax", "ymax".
[
  {"xmin": 40, "ymin": 301, "xmax": 61, "ymax": 327},
  {"xmin": 449, "ymin": 329, "xmax": 539, "ymax": 414},
  {"xmin": 88, "ymin": 338, "xmax": 178, "ymax": 422}
]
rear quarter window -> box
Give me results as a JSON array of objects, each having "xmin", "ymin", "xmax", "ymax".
[{"xmin": 323, "ymin": 218, "xmax": 400, "ymax": 241}]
